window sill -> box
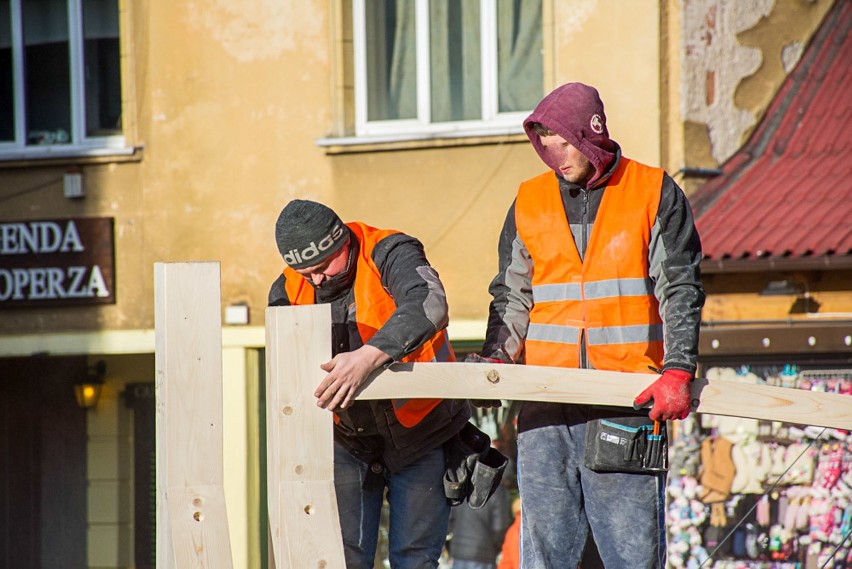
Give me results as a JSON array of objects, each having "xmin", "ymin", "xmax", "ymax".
[
  {"xmin": 315, "ymin": 129, "xmax": 529, "ymax": 155},
  {"xmin": 0, "ymin": 145, "xmax": 144, "ymax": 169}
]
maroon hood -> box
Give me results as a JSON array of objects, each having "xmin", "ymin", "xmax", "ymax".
[{"xmin": 524, "ymin": 83, "xmax": 617, "ymax": 188}]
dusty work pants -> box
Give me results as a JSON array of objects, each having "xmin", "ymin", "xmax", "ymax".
[
  {"xmin": 517, "ymin": 422, "xmax": 667, "ymax": 569},
  {"xmin": 334, "ymin": 442, "xmax": 450, "ymax": 569}
]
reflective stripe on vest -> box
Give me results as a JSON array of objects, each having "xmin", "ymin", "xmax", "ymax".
[
  {"xmin": 515, "ymin": 159, "xmax": 665, "ymax": 372},
  {"xmin": 283, "ymin": 221, "xmax": 453, "ymax": 427}
]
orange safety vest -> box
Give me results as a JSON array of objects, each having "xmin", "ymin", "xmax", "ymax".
[
  {"xmin": 515, "ymin": 158, "xmax": 665, "ymax": 372},
  {"xmin": 283, "ymin": 221, "xmax": 455, "ymax": 427}
]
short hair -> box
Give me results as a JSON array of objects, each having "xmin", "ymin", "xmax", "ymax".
[{"xmin": 530, "ymin": 122, "xmax": 555, "ymax": 136}]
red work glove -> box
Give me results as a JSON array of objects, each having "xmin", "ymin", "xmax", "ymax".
[
  {"xmin": 464, "ymin": 353, "xmax": 508, "ymax": 409},
  {"xmin": 633, "ymin": 368, "xmax": 693, "ymax": 421}
]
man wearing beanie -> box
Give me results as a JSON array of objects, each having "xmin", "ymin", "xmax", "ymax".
[
  {"xmin": 269, "ymin": 199, "xmax": 470, "ymax": 569},
  {"xmin": 474, "ymin": 83, "xmax": 705, "ymax": 567}
]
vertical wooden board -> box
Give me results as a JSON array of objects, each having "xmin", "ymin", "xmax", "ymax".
[
  {"xmin": 155, "ymin": 262, "xmax": 233, "ymax": 569},
  {"xmin": 156, "ymin": 262, "xmax": 225, "ymax": 487},
  {"xmin": 166, "ymin": 486, "xmax": 233, "ymax": 569},
  {"xmin": 279, "ymin": 480, "xmax": 345, "ymax": 569},
  {"xmin": 154, "ymin": 263, "xmax": 173, "ymax": 569},
  {"xmin": 265, "ymin": 305, "xmax": 343, "ymax": 568},
  {"xmin": 267, "ymin": 305, "xmax": 336, "ymax": 481},
  {"xmin": 264, "ymin": 317, "xmax": 285, "ymax": 568}
]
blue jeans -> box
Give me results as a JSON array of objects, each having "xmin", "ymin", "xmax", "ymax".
[
  {"xmin": 517, "ymin": 423, "xmax": 667, "ymax": 569},
  {"xmin": 334, "ymin": 442, "xmax": 450, "ymax": 569}
]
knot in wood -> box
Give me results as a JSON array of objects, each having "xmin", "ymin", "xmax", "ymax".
[{"xmin": 486, "ymin": 369, "xmax": 500, "ymax": 384}]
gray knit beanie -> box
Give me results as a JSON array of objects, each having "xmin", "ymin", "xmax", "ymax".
[{"xmin": 275, "ymin": 200, "xmax": 348, "ymax": 269}]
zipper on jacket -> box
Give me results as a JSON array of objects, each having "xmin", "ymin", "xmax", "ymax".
[{"xmin": 580, "ymin": 189, "xmax": 589, "ymax": 370}]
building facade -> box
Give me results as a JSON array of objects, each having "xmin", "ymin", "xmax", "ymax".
[{"xmin": 0, "ymin": 1, "xmax": 844, "ymax": 567}]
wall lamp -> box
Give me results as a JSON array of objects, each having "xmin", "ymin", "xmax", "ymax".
[{"xmin": 75, "ymin": 360, "xmax": 106, "ymax": 410}]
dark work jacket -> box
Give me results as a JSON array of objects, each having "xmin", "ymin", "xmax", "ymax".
[{"xmin": 269, "ymin": 230, "xmax": 470, "ymax": 471}]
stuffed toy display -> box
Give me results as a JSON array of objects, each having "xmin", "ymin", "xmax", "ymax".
[{"xmin": 666, "ymin": 366, "xmax": 852, "ymax": 568}]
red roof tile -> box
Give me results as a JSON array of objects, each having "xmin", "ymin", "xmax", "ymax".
[{"xmin": 691, "ymin": 0, "xmax": 852, "ymax": 262}]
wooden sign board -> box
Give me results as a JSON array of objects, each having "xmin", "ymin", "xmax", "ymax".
[{"xmin": 0, "ymin": 217, "xmax": 115, "ymax": 308}]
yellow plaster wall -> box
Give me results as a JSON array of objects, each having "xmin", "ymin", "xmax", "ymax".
[
  {"xmin": 134, "ymin": 0, "xmax": 336, "ymax": 330},
  {"xmin": 0, "ymin": 0, "xmax": 668, "ymax": 336},
  {"xmin": 548, "ymin": 0, "xmax": 662, "ymax": 167},
  {"xmin": 331, "ymin": 142, "xmax": 542, "ymax": 322}
]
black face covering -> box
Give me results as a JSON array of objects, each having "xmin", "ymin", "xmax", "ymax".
[{"xmin": 313, "ymin": 243, "xmax": 357, "ymax": 303}]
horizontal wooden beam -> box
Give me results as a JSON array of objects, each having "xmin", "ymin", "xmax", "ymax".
[{"xmin": 356, "ymin": 362, "xmax": 851, "ymax": 430}]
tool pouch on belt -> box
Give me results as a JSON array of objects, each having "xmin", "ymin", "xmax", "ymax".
[
  {"xmin": 583, "ymin": 416, "xmax": 668, "ymax": 473},
  {"xmin": 443, "ymin": 422, "xmax": 508, "ymax": 509}
]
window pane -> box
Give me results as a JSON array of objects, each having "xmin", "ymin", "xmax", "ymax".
[
  {"xmin": 83, "ymin": 0, "xmax": 121, "ymax": 136},
  {"xmin": 429, "ymin": 0, "xmax": 480, "ymax": 123},
  {"xmin": 365, "ymin": 0, "xmax": 416, "ymax": 121},
  {"xmin": 497, "ymin": 0, "xmax": 542, "ymax": 113},
  {"xmin": 0, "ymin": 0, "xmax": 12, "ymax": 141},
  {"xmin": 23, "ymin": 0, "xmax": 71, "ymax": 145}
]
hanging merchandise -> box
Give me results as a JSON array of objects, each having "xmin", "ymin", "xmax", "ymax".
[{"xmin": 666, "ymin": 366, "xmax": 852, "ymax": 569}]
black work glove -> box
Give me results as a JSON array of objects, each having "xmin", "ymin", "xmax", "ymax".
[
  {"xmin": 463, "ymin": 352, "xmax": 510, "ymax": 408},
  {"xmin": 443, "ymin": 422, "xmax": 508, "ymax": 508}
]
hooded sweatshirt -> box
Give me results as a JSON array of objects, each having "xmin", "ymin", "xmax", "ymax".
[
  {"xmin": 523, "ymin": 82, "xmax": 616, "ymax": 188},
  {"xmin": 482, "ymin": 82, "xmax": 705, "ymax": 430}
]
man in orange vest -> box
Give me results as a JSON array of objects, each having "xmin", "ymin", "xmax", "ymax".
[
  {"xmin": 270, "ymin": 199, "xmax": 471, "ymax": 569},
  {"xmin": 476, "ymin": 83, "xmax": 705, "ymax": 567}
]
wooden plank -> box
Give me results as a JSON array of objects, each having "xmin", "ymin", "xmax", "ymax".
[
  {"xmin": 166, "ymin": 487, "xmax": 231, "ymax": 568},
  {"xmin": 155, "ymin": 262, "xmax": 233, "ymax": 569},
  {"xmin": 354, "ymin": 362, "xmax": 852, "ymax": 430},
  {"xmin": 280, "ymin": 480, "xmax": 343, "ymax": 569},
  {"xmin": 265, "ymin": 305, "xmax": 345, "ymax": 569}
]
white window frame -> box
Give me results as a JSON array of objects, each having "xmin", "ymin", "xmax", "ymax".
[
  {"xmin": 352, "ymin": 0, "xmax": 532, "ymax": 140},
  {"xmin": 0, "ymin": 0, "xmax": 128, "ymax": 160}
]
